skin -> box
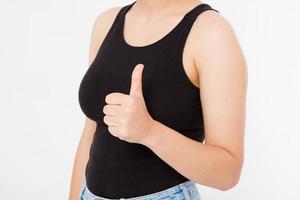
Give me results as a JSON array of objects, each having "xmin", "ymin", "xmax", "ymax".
[{"xmin": 69, "ymin": 0, "xmax": 247, "ymax": 198}]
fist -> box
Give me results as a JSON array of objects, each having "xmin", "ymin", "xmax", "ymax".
[{"xmin": 103, "ymin": 63, "xmax": 155, "ymax": 145}]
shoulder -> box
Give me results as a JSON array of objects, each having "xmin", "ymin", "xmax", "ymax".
[
  {"xmin": 194, "ymin": 8, "xmax": 231, "ymax": 32},
  {"xmin": 92, "ymin": 6, "xmax": 123, "ymax": 32},
  {"xmin": 189, "ymin": 9, "xmax": 246, "ymax": 71},
  {"xmin": 88, "ymin": 6, "xmax": 122, "ymax": 63},
  {"xmin": 191, "ymin": 9, "xmax": 238, "ymax": 52},
  {"xmin": 91, "ymin": 6, "xmax": 123, "ymax": 43}
]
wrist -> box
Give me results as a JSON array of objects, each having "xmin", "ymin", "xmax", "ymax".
[{"xmin": 142, "ymin": 119, "xmax": 162, "ymax": 148}]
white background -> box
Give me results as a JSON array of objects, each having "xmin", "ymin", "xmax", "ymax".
[{"xmin": 1, "ymin": 0, "xmax": 299, "ymax": 199}]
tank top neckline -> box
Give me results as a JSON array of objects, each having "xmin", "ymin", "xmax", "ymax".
[{"xmin": 120, "ymin": 1, "xmax": 209, "ymax": 49}]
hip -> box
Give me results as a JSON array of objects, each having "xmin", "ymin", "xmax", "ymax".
[{"xmin": 79, "ymin": 176, "xmax": 201, "ymax": 200}]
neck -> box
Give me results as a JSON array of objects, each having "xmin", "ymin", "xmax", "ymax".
[{"xmin": 134, "ymin": 0, "xmax": 202, "ymax": 16}]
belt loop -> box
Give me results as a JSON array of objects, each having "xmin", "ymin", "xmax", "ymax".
[{"xmin": 179, "ymin": 182, "xmax": 190, "ymax": 200}]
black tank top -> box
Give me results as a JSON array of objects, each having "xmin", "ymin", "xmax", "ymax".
[{"xmin": 78, "ymin": 1, "xmax": 219, "ymax": 198}]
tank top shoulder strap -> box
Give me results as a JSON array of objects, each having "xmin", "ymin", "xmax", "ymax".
[
  {"xmin": 97, "ymin": 3, "xmax": 135, "ymax": 48},
  {"xmin": 119, "ymin": 1, "xmax": 136, "ymax": 16},
  {"xmin": 175, "ymin": 3, "xmax": 220, "ymax": 43},
  {"xmin": 184, "ymin": 3, "xmax": 219, "ymax": 21},
  {"xmin": 168, "ymin": 3, "xmax": 219, "ymax": 61}
]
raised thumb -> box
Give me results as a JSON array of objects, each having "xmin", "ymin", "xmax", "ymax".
[{"xmin": 129, "ymin": 63, "xmax": 144, "ymax": 97}]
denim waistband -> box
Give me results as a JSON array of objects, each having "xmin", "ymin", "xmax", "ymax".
[{"xmin": 80, "ymin": 176, "xmax": 198, "ymax": 200}]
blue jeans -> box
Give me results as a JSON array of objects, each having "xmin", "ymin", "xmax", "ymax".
[{"xmin": 79, "ymin": 176, "xmax": 201, "ymax": 200}]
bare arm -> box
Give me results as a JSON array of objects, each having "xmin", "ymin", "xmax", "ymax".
[
  {"xmin": 68, "ymin": 6, "xmax": 122, "ymax": 200},
  {"xmin": 142, "ymin": 11, "xmax": 247, "ymax": 191}
]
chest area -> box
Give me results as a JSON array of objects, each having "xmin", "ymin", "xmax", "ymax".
[{"xmin": 78, "ymin": 46, "xmax": 202, "ymax": 130}]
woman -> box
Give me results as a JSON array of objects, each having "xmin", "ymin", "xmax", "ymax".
[{"xmin": 69, "ymin": 0, "xmax": 247, "ymax": 199}]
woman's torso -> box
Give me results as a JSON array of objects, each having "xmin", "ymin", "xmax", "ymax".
[{"xmin": 78, "ymin": 1, "xmax": 218, "ymax": 198}]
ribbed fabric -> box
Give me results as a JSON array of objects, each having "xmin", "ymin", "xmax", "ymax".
[{"xmin": 78, "ymin": 1, "xmax": 219, "ymax": 198}]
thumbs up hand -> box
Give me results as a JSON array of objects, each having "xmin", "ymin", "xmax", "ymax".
[{"xmin": 103, "ymin": 64, "xmax": 156, "ymax": 145}]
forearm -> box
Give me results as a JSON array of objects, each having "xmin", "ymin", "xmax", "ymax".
[
  {"xmin": 143, "ymin": 120, "xmax": 242, "ymax": 191},
  {"xmin": 68, "ymin": 136, "xmax": 92, "ymax": 200}
]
